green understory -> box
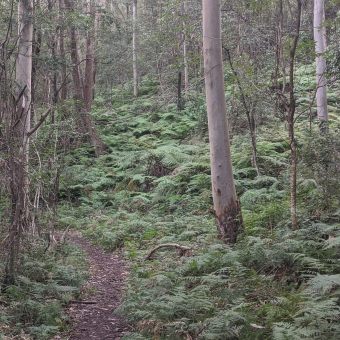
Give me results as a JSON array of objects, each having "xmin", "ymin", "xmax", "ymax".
[
  {"xmin": 0, "ymin": 240, "xmax": 87, "ymax": 339},
  {"xmin": 56, "ymin": 74, "xmax": 340, "ymax": 339},
  {"xmin": 1, "ymin": 67, "xmax": 339, "ymax": 340}
]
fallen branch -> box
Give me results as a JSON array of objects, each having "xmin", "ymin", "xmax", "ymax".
[{"xmin": 145, "ymin": 243, "xmax": 191, "ymax": 260}]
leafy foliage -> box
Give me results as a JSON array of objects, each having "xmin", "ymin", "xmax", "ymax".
[
  {"xmin": 0, "ymin": 240, "xmax": 86, "ymax": 339},
  {"xmin": 56, "ymin": 75, "xmax": 340, "ymax": 339}
]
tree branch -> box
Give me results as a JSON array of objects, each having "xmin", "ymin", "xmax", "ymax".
[{"xmin": 27, "ymin": 108, "xmax": 51, "ymax": 137}]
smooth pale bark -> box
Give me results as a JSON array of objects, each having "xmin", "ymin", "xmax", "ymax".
[
  {"xmin": 132, "ymin": 0, "xmax": 138, "ymax": 97},
  {"xmin": 202, "ymin": 0, "xmax": 242, "ymax": 244},
  {"xmin": 15, "ymin": 0, "xmax": 33, "ymax": 224},
  {"xmin": 5, "ymin": 0, "xmax": 33, "ymax": 284},
  {"xmin": 313, "ymin": 0, "xmax": 328, "ymax": 124}
]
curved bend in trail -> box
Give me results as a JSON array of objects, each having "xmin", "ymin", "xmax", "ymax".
[{"xmin": 64, "ymin": 233, "xmax": 130, "ymax": 340}]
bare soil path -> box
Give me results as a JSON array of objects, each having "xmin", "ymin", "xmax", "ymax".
[{"xmin": 62, "ymin": 233, "xmax": 130, "ymax": 339}]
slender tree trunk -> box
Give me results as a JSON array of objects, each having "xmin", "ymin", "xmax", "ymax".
[
  {"xmin": 313, "ymin": 0, "xmax": 328, "ymax": 129},
  {"xmin": 84, "ymin": 1, "xmax": 95, "ymax": 113},
  {"xmin": 225, "ymin": 48, "xmax": 260, "ymax": 176},
  {"xmin": 65, "ymin": 0, "xmax": 106, "ymax": 157},
  {"xmin": 249, "ymin": 110, "xmax": 259, "ymax": 174},
  {"xmin": 182, "ymin": 0, "xmax": 189, "ymax": 92},
  {"xmin": 92, "ymin": 0, "xmax": 104, "ymax": 99},
  {"xmin": 48, "ymin": 0, "xmax": 58, "ymax": 120},
  {"xmin": 177, "ymin": 71, "xmax": 183, "ymax": 111},
  {"xmin": 59, "ymin": 0, "xmax": 67, "ymax": 100},
  {"xmin": 63, "ymin": 1, "xmax": 81, "ymax": 102},
  {"xmin": 274, "ymin": 0, "xmax": 301, "ymax": 229},
  {"xmin": 5, "ymin": 0, "xmax": 33, "ymax": 285},
  {"xmin": 288, "ymin": 0, "xmax": 302, "ymax": 229},
  {"xmin": 31, "ymin": 0, "xmax": 41, "ymax": 126},
  {"xmin": 202, "ymin": 0, "xmax": 243, "ymax": 244},
  {"xmin": 69, "ymin": 22, "xmax": 83, "ymax": 106},
  {"xmin": 274, "ymin": 0, "xmax": 283, "ymax": 85},
  {"xmin": 132, "ymin": 0, "xmax": 138, "ymax": 97},
  {"xmin": 83, "ymin": 0, "xmax": 107, "ymax": 156}
]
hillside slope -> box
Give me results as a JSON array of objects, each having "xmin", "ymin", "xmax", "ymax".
[{"xmin": 58, "ymin": 76, "xmax": 340, "ymax": 339}]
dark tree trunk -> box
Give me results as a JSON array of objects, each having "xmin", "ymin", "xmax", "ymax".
[
  {"xmin": 59, "ymin": 0, "xmax": 67, "ymax": 101},
  {"xmin": 65, "ymin": 0, "xmax": 107, "ymax": 157}
]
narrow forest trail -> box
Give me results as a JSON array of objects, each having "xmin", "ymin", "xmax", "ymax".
[{"xmin": 60, "ymin": 233, "xmax": 130, "ymax": 340}]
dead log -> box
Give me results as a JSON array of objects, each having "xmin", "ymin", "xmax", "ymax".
[{"xmin": 145, "ymin": 243, "xmax": 192, "ymax": 260}]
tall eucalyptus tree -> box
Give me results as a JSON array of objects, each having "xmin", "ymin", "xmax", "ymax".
[
  {"xmin": 132, "ymin": 0, "xmax": 138, "ymax": 97},
  {"xmin": 202, "ymin": 0, "xmax": 243, "ymax": 243},
  {"xmin": 314, "ymin": 0, "xmax": 328, "ymax": 129},
  {"xmin": 5, "ymin": 0, "xmax": 34, "ymax": 284}
]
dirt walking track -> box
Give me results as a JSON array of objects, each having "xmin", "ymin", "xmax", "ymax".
[{"xmin": 57, "ymin": 233, "xmax": 130, "ymax": 339}]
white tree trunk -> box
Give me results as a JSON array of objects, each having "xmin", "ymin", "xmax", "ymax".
[
  {"xmin": 16, "ymin": 0, "xmax": 33, "ymax": 149},
  {"xmin": 5, "ymin": 0, "xmax": 34, "ymax": 285},
  {"xmin": 202, "ymin": 0, "xmax": 242, "ymax": 244},
  {"xmin": 16, "ymin": 0, "xmax": 33, "ymax": 193},
  {"xmin": 132, "ymin": 0, "xmax": 138, "ymax": 97},
  {"xmin": 314, "ymin": 0, "xmax": 328, "ymax": 123}
]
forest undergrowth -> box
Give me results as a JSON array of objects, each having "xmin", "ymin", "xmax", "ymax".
[
  {"xmin": 1, "ymin": 66, "xmax": 340, "ymax": 339},
  {"xmin": 56, "ymin": 69, "xmax": 340, "ymax": 339},
  {"xmin": 0, "ymin": 240, "xmax": 87, "ymax": 339}
]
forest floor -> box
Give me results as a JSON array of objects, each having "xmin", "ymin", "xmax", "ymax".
[{"xmin": 57, "ymin": 233, "xmax": 130, "ymax": 340}]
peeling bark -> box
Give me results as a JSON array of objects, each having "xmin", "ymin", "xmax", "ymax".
[{"xmin": 216, "ymin": 199, "xmax": 243, "ymax": 244}]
